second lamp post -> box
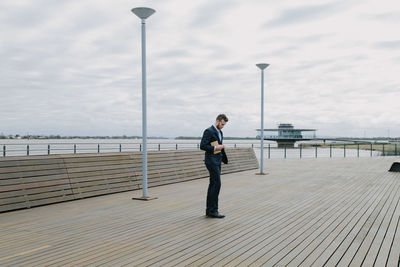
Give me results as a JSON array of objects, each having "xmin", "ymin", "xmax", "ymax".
[
  {"xmin": 256, "ymin": 63, "xmax": 269, "ymax": 175},
  {"xmin": 131, "ymin": 7, "xmax": 157, "ymax": 200}
]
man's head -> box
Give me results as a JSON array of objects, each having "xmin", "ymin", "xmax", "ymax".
[{"xmin": 215, "ymin": 114, "xmax": 228, "ymax": 130}]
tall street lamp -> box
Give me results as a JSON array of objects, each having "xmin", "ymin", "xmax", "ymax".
[
  {"xmin": 131, "ymin": 7, "xmax": 157, "ymax": 200},
  {"xmin": 256, "ymin": 63, "xmax": 269, "ymax": 175}
]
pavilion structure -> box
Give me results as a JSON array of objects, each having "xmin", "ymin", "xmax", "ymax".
[{"xmin": 257, "ymin": 123, "xmax": 317, "ymax": 148}]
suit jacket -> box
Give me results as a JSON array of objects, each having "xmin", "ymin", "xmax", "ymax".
[{"xmin": 200, "ymin": 125, "xmax": 228, "ymax": 165}]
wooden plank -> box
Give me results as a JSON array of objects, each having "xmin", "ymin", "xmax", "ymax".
[
  {"xmin": 350, "ymin": 177, "xmax": 400, "ymax": 265},
  {"xmin": 72, "ymin": 186, "xmax": 138, "ymax": 199},
  {"xmin": 386, "ymin": 206, "xmax": 400, "ymax": 266},
  {"xmin": 0, "ymin": 179, "xmax": 71, "ymax": 192},
  {"xmin": 67, "ymin": 168, "xmax": 137, "ymax": 179},
  {"xmin": 0, "ymin": 184, "xmax": 73, "ymax": 198},
  {"xmin": 0, "ymin": 163, "xmax": 67, "ymax": 175},
  {"xmin": 0, "ymin": 195, "xmax": 28, "ymax": 206},
  {"xmin": 0, "ymin": 154, "xmax": 64, "ymax": 163},
  {"xmin": 68, "ymin": 172, "xmax": 138, "ymax": 183},
  {"xmin": 0, "ymin": 188, "xmax": 73, "ymax": 208},
  {"xmin": 59, "ymin": 152, "xmax": 131, "ymax": 159},
  {"xmin": 65, "ymin": 163, "xmax": 138, "ymax": 174},
  {"xmin": 23, "ymin": 190, "xmax": 75, "ymax": 202},
  {"xmin": 0, "ymin": 202, "xmax": 28, "ymax": 212},
  {"xmin": 70, "ymin": 177, "xmax": 138, "ymax": 189},
  {"xmin": 0, "ymin": 158, "xmax": 64, "ymax": 168},
  {"xmin": 375, "ymin": 184, "xmax": 400, "ymax": 266},
  {"xmin": 26, "ymin": 195, "xmax": 76, "ymax": 207},
  {"xmin": 71, "ymin": 181, "xmax": 138, "ymax": 194},
  {"xmin": 0, "ymin": 169, "xmax": 68, "ymax": 181},
  {"xmin": 0, "ymin": 173, "xmax": 69, "ymax": 186},
  {"xmin": 63, "ymin": 159, "xmax": 135, "ymax": 168}
]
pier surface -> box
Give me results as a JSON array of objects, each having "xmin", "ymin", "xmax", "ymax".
[{"xmin": 1, "ymin": 157, "xmax": 399, "ymax": 266}]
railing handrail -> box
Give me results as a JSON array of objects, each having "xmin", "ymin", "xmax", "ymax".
[
  {"xmin": 1, "ymin": 141, "xmax": 398, "ymax": 158},
  {"xmin": 262, "ymin": 135, "xmax": 316, "ymax": 139}
]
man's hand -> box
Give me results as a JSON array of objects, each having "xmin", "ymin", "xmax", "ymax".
[{"xmin": 216, "ymin": 144, "xmax": 225, "ymax": 151}]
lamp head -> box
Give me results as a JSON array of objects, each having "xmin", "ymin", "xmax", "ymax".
[
  {"xmin": 256, "ymin": 63, "xmax": 269, "ymax": 70},
  {"xmin": 131, "ymin": 7, "xmax": 156, "ymax": 19}
]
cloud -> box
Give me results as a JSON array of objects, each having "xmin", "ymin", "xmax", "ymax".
[
  {"xmin": 158, "ymin": 49, "xmax": 191, "ymax": 58},
  {"xmin": 363, "ymin": 11, "xmax": 400, "ymax": 23},
  {"xmin": 190, "ymin": 0, "xmax": 240, "ymax": 28},
  {"xmin": 374, "ymin": 40, "xmax": 400, "ymax": 49},
  {"xmin": 264, "ymin": 1, "xmax": 348, "ymax": 28}
]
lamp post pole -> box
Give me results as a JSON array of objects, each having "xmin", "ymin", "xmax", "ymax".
[
  {"xmin": 256, "ymin": 63, "xmax": 269, "ymax": 175},
  {"xmin": 131, "ymin": 7, "xmax": 157, "ymax": 200}
]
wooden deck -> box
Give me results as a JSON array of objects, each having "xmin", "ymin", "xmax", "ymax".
[{"xmin": 0, "ymin": 157, "xmax": 399, "ymax": 266}]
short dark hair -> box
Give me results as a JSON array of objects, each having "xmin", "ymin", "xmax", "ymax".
[{"xmin": 216, "ymin": 114, "xmax": 228, "ymax": 122}]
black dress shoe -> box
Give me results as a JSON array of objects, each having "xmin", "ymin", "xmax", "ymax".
[{"xmin": 206, "ymin": 211, "xmax": 225, "ymax": 218}]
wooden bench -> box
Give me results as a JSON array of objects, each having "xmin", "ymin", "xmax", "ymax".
[
  {"xmin": 0, "ymin": 155, "xmax": 74, "ymax": 212},
  {"xmin": 63, "ymin": 153, "xmax": 141, "ymax": 199},
  {"xmin": 0, "ymin": 147, "xmax": 258, "ymax": 212}
]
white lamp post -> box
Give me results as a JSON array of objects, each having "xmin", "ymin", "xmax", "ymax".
[
  {"xmin": 131, "ymin": 7, "xmax": 157, "ymax": 200},
  {"xmin": 256, "ymin": 63, "xmax": 269, "ymax": 175}
]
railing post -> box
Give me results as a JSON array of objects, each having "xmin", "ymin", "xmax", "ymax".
[
  {"xmin": 97, "ymin": 144, "xmax": 100, "ymax": 153},
  {"xmin": 382, "ymin": 144, "xmax": 385, "ymax": 156},
  {"xmin": 396, "ymin": 144, "xmax": 398, "ymax": 155},
  {"xmin": 268, "ymin": 144, "xmax": 270, "ymax": 159},
  {"xmin": 158, "ymin": 144, "xmax": 160, "ymax": 151},
  {"xmin": 48, "ymin": 144, "xmax": 50, "ymax": 155},
  {"xmin": 27, "ymin": 145, "xmax": 29, "ymax": 156},
  {"xmin": 119, "ymin": 144, "xmax": 122, "ymax": 152},
  {"xmin": 3, "ymin": 145, "xmax": 6, "ymax": 157},
  {"xmin": 176, "ymin": 144, "xmax": 178, "ymax": 150},
  {"xmin": 140, "ymin": 144, "xmax": 142, "ymax": 151},
  {"xmin": 330, "ymin": 144, "xmax": 332, "ymax": 158},
  {"xmin": 284, "ymin": 146, "xmax": 287, "ymax": 159},
  {"xmin": 344, "ymin": 144, "xmax": 346, "ymax": 158},
  {"xmin": 315, "ymin": 146, "xmax": 318, "ymax": 158},
  {"xmin": 357, "ymin": 144, "xmax": 359, "ymax": 158},
  {"xmin": 74, "ymin": 144, "xmax": 77, "ymax": 154},
  {"xmin": 370, "ymin": 143, "xmax": 373, "ymax": 157}
]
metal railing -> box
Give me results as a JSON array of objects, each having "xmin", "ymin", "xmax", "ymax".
[
  {"xmin": 258, "ymin": 144, "xmax": 395, "ymax": 159},
  {"xmin": 0, "ymin": 142, "xmax": 200, "ymax": 157},
  {"xmin": 261, "ymin": 135, "xmax": 316, "ymax": 139},
  {"xmin": 0, "ymin": 141, "xmax": 398, "ymax": 158}
]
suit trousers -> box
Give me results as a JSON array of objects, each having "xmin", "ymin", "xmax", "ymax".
[{"xmin": 206, "ymin": 162, "xmax": 221, "ymax": 213}]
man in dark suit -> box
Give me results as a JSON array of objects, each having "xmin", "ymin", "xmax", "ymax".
[{"xmin": 200, "ymin": 114, "xmax": 228, "ymax": 218}]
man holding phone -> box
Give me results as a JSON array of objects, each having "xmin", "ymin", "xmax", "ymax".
[{"xmin": 200, "ymin": 114, "xmax": 228, "ymax": 218}]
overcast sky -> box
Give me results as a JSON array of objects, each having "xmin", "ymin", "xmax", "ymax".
[{"xmin": 1, "ymin": 0, "xmax": 399, "ymax": 138}]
